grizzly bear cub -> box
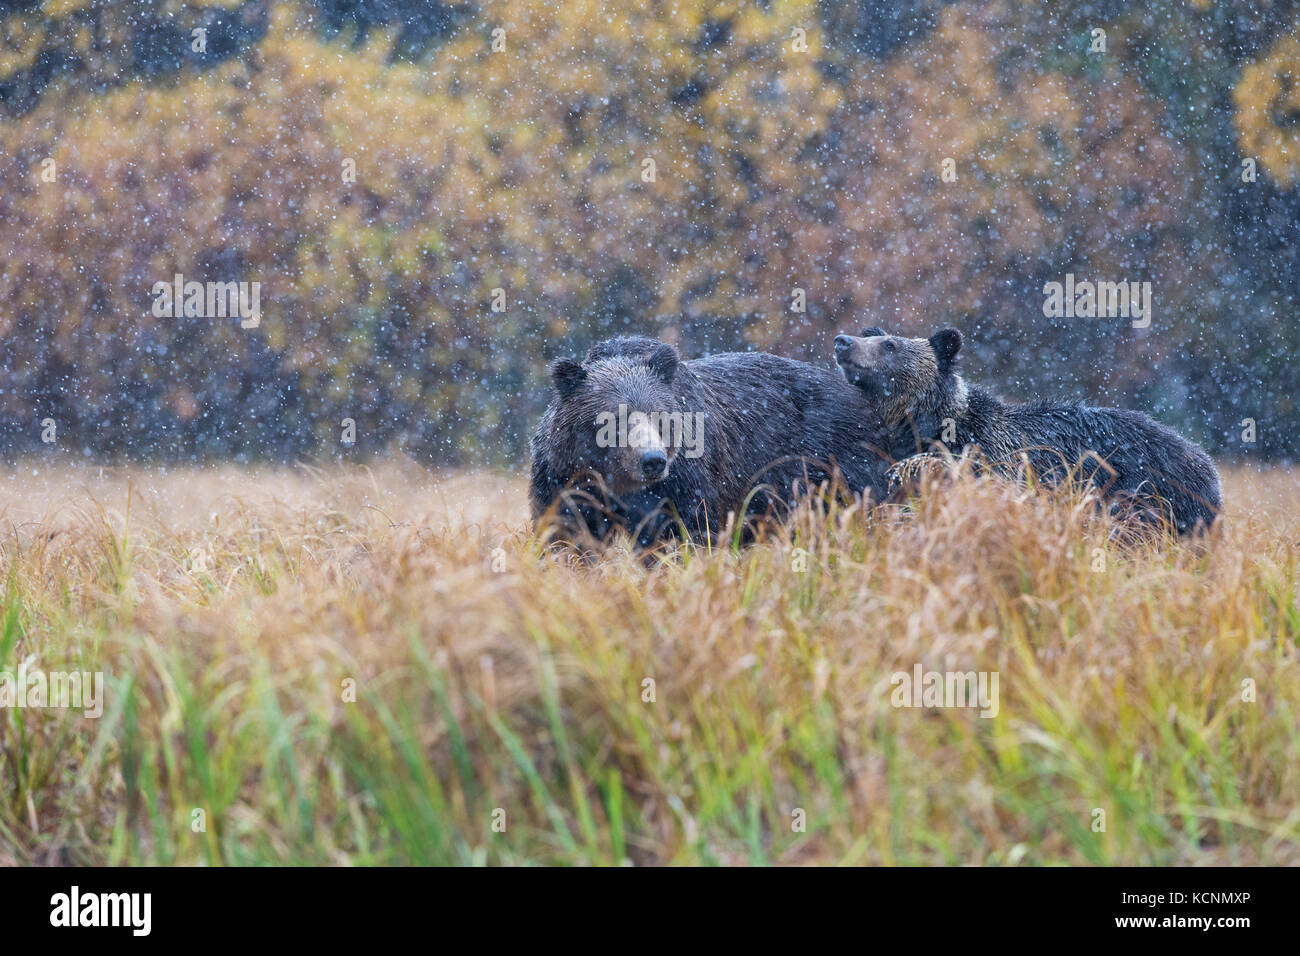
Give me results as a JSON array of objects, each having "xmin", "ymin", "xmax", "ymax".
[{"xmin": 833, "ymin": 327, "xmax": 1221, "ymax": 534}]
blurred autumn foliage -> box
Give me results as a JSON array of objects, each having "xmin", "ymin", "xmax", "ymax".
[{"xmin": 1, "ymin": 0, "xmax": 1298, "ymax": 461}]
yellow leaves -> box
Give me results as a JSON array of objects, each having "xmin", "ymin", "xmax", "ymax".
[
  {"xmin": 41, "ymin": 0, "xmax": 94, "ymax": 17},
  {"xmin": 0, "ymin": 0, "xmax": 1230, "ymax": 431},
  {"xmin": 0, "ymin": 20, "xmax": 48, "ymax": 75},
  {"xmin": 1234, "ymin": 26, "xmax": 1300, "ymax": 188}
]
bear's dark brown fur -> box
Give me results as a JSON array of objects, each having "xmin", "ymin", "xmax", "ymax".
[
  {"xmin": 531, "ymin": 336, "xmax": 892, "ymax": 546},
  {"xmin": 833, "ymin": 327, "xmax": 1222, "ymax": 534}
]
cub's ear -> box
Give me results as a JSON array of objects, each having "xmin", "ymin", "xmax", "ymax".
[
  {"xmin": 646, "ymin": 342, "xmax": 679, "ymax": 383},
  {"xmin": 929, "ymin": 328, "xmax": 962, "ymax": 371},
  {"xmin": 861, "ymin": 327, "xmax": 886, "ymax": 338},
  {"xmin": 549, "ymin": 358, "xmax": 587, "ymax": 399}
]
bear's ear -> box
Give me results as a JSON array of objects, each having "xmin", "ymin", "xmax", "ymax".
[
  {"xmin": 929, "ymin": 328, "xmax": 962, "ymax": 372},
  {"xmin": 646, "ymin": 343, "xmax": 679, "ymax": 384},
  {"xmin": 861, "ymin": 327, "xmax": 886, "ymax": 338},
  {"xmin": 549, "ymin": 358, "xmax": 587, "ymax": 399}
]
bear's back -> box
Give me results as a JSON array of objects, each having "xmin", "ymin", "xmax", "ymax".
[
  {"xmin": 674, "ymin": 350, "xmax": 890, "ymax": 501},
  {"xmin": 685, "ymin": 350, "xmax": 850, "ymax": 397}
]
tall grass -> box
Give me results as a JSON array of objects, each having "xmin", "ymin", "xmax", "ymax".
[{"xmin": 0, "ymin": 459, "xmax": 1296, "ymax": 865}]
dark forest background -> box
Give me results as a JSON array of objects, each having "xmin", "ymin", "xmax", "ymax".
[{"xmin": 2, "ymin": 0, "xmax": 1298, "ymax": 463}]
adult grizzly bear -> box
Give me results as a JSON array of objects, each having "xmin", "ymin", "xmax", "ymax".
[
  {"xmin": 531, "ymin": 335, "xmax": 891, "ymax": 546},
  {"xmin": 833, "ymin": 327, "xmax": 1221, "ymax": 534}
]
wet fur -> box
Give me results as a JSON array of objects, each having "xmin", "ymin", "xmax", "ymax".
[
  {"xmin": 532, "ymin": 336, "xmax": 893, "ymax": 546},
  {"xmin": 835, "ymin": 328, "xmax": 1222, "ymax": 534}
]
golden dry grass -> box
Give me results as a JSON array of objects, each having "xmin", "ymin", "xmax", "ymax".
[{"xmin": 0, "ymin": 459, "xmax": 1296, "ymax": 865}]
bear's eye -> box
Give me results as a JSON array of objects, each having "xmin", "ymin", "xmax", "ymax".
[{"xmin": 883, "ymin": 340, "xmax": 896, "ymax": 352}]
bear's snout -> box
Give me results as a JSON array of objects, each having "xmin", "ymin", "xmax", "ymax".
[
  {"xmin": 834, "ymin": 335, "xmax": 854, "ymax": 356},
  {"xmin": 640, "ymin": 448, "xmax": 668, "ymax": 481}
]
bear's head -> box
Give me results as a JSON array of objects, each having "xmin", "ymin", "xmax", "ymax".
[
  {"xmin": 545, "ymin": 338, "xmax": 686, "ymax": 495},
  {"xmin": 833, "ymin": 327, "xmax": 962, "ymax": 426}
]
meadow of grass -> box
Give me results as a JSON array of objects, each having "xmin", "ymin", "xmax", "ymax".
[{"xmin": 0, "ymin": 458, "xmax": 1296, "ymax": 866}]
